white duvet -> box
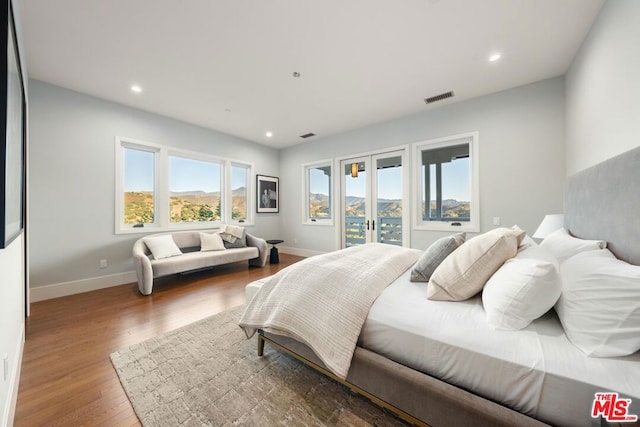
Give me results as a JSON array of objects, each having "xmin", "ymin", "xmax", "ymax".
[{"xmin": 239, "ymin": 243, "xmax": 421, "ymax": 379}]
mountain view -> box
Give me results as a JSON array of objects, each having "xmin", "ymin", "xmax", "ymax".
[
  {"xmin": 124, "ymin": 187, "xmax": 247, "ymax": 224},
  {"xmin": 126, "ymin": 190, "xmax": 469, "ymax": 225},
  {"xmin": 310, "ymin": 193, "xmax": 402, "ymax": 218},
  {"xmin": 426, "ymin": 199, "xmax": 470, "ymax": 220},
  {"xmin": 310, "ymin": 193, "xmax": 469, "ymax": 219}
]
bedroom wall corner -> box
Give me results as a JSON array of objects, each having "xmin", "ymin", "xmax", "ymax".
[{"xmin": 566, "ymin": 0, "xmax": 640, "ymax": 175}]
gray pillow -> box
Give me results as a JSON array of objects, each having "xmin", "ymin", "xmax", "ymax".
[
  {"xmin": 218, "ymin": 229, "xmax": 247, "ymax": 249},
  {"xmin": 410, "ymin": 232, "xmax": 466, "ymax": 282}
]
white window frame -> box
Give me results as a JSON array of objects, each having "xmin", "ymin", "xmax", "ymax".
[
  {"xmin": 302, "ymin": 159, "xmax": 334, "ymax": 226},
  {"xmin": 226, "ymin": 161, "xmax": 254, "ymax": 226},
  {"xmin": 413, "ymin": 131, "xmax": 480, "ymax": 232},
  {"xmin": 115, "ymin": 137, "xmax": 162, "ymax": 232},
  {"xmin": 115, "ymin": 136, "xmax": 254, "ymax": 234},
  {"xmin": 166, "ymin": 149, "xmax": 224, "ymax": 229}
]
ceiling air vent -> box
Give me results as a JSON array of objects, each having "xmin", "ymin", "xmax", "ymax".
[
  {"xmin": 424, "ymin": 91, "xmax": 454, "ymax": 104},
  {"xmin": 300, "ymin": 132, "xmax": 316, "ymax": 139}
]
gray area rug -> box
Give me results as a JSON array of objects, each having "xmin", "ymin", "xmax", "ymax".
[{"xmin": 110, "ymin": 306, "xmax": 407, "ymax": 426}]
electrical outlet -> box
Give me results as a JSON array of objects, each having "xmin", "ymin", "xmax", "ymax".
[
  {"xmin": 492, "ymin": 217, "xmax": 501, "ymax": 226},
  {"xmin": 99, "ymin": 259, "xmax": 108, "ymax": 269},
  {"xmin": 3, "ymin": 354, "xmax": 8, "ymax": 381}
]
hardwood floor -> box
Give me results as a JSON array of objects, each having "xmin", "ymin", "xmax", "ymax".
[{"xmin": 14, "ymin": 254, "xmax": 303, "ymax": 426}]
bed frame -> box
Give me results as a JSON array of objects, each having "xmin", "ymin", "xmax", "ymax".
[{"xmin": 257, "ymin": 146, "xmax": 640, "ymax": 426}]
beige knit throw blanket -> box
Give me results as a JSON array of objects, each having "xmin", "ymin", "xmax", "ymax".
[{"xmin": 239, "ymin": 243, "xmax": 421, "ymax": 379}]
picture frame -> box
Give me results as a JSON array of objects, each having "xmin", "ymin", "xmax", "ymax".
[
  {"xmin": 0, "ymin": 0, "xmax": 26, "ymax": 249},
  {"xmin": 256, "ymin": 175, "xmax": 279, "ymax": 213}
]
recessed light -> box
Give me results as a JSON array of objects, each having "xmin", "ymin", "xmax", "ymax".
[
  {"xmin": 266, "ymin": 131, "xmax": 273, "ymax": 138},
  {"xmin": 131, "ymin": 84, "xmax": 143, "ymax": 93},
  {"xmin": 489, "ymin": 53, "xmax": 501, "ymax": 62},
  {"xmin": 292, "ymin": 72, "xmax": 301, "ymax": 78}
]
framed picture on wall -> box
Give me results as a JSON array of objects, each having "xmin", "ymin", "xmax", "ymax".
[
  {"xmin": 256, "ymin": 175, "xmax": 279, "ymax": 213},
  {"xmin": 1, "ymin": 0, "xmax": 27, "ymax": 249}
]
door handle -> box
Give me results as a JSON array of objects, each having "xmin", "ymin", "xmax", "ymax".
[
  {"xmin": 366, "ymin": 220, "xmax": 370, "ymax": 230},
  {"xmin": 372, "ymin": 220, "xmax": 375, "ymax": 231}
]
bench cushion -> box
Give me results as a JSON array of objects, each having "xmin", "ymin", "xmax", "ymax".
[{"xmin": 151, "ymin": 247, "xmax": 259, "ymax": 277}]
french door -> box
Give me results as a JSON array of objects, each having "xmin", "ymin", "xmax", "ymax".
[{"xmin": 340, "ymin": 149, "xmax": 408, "ymax": 248}]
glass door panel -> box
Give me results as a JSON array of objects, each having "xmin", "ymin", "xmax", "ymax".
[
  {"xmin": 374, "ymin": 154, "xmax": 403, "ymax": 246},
  {"xmin": 343, "ymin": 159, "xmax": 368, "ymax": 247},
  {"xmin": 341, "ymin": 150, "xmax": 407, "ymax": 249}
]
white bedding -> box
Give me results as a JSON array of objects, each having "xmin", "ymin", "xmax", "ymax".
[
  {"xmin": 240, "ymin": 243, "xmax": 421, "ymax": 379},
  {"xmin": 359, "ymin": 269, "xmax": 640, "ymax": 427}
]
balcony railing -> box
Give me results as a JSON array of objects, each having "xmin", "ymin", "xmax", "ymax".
[{"xmin": 345, "ymin": 216, "xmax": 402, "ymax": 247}]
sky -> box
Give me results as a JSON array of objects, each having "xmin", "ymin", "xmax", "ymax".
[
  {"xmin": 309, "ymin": 164, "xmax": 404, "ymax": 200},
  {"xmin": 322, "ymin": 159, "xmax": 469, "ymax": 202},
  {"xmin": 124, "ymin": 148, "xmax": 246, "ymax": 193},
  {"xmin": 126, "ymin": 148, "xmax": 469, "ymax": 201}
]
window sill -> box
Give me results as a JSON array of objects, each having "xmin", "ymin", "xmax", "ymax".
[
  {"xmin": 414, "ymin": 222, "xmax": 479, "ymax": 233},
  {"xmin": 303, "ymin": 220, "xmax": 334, "ymax": 227},
  {"xmin": 115, "ymin": 222, "xmax": 254, "ymax": 235}
]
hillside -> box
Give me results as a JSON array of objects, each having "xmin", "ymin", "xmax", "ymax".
[
  {"xmin": 125, "ymin": 187, "xmax": 247, "ymax": 224},
  {"xmin": 312, "ymin": 193, "xmax": 468, "ymax": 219}
]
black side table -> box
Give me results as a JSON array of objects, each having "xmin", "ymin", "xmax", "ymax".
[{"xmin": 266, "ymin": 239, "xmax": 284, "ymax": 264}]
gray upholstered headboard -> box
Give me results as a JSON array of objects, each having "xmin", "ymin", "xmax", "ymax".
[{"xmin": 565, "ymin": 145, "xmax": 640, "ymax": 266}]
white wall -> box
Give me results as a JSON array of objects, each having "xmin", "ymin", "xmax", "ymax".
[
  {"xmin": 1, "ymin": 0, "xmax": 27, "ymax": 424},
  {"xmin": 566, "ymin": 0, "xmax": 640, "ymax": 175},
  {"xmin": 0, "ymin": 237, "xmax": 25, "ymax": 426},
  {"xmin": 28, "ymin": 80, "xmax": 281, "ymax": 291},
  {"xmin": 279, "ymin": 77, "xmax": 567, "ymax": 253}
]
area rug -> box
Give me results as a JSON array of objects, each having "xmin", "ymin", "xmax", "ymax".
[{"xmin": 110, "ymin": 306, "xmax": 407, "ymax": 426}]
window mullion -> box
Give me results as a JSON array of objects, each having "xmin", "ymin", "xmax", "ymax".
[
  {"xmin": 435, "ymin": 162, "xmax": 442, "ymax": 222},
  {"xmin": 222, "ymin": 161, "xmax": 229, "ymax": 224},
  {"xmin": 157, "ymin": 148, "xmax": 169, "ymax": 228}
]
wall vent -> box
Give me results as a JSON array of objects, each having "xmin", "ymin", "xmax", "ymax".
[
  {"xmin": 424, "ymin": 91, "xmax": 454, "ymax": 104},
  {"xmin": 300, "ymin": 132, "xmax": 316, "ymax": 139}
]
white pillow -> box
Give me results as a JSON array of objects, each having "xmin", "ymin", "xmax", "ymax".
[
  {"xmin": 200, "ymin": 232, "xmax": 226, "ymax": 252},
  {"xmin": 518, "ymin": 234, "xmax": 538, "ymax": 252},
  {"xmin": 539, "ymin": 228, "xmax": 606, "ymax": 263},
  {"xmin": 483, "ymin": 245, "xmax": 561, "ymax": 330},
  {"xmin": 555, "ymin": 249, "xmax": 640, "ymax": 357},
  {"xmin": 143, "ymin": 235, "xmax": 182, "ymax": 259}
]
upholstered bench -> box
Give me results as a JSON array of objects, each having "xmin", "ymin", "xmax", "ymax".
[{"xmin": 133, "ymin": 229, "xmax": 268, "ymax": 295}]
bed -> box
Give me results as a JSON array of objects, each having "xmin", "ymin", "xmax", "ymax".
[{"xmin": 240, "ymin": 146, "xmax": 640, "ymax": 427}]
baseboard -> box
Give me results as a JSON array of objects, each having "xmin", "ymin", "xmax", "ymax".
[
  {"xmin": 3, "ymin": 322, "xmax": 24, "ymax": 427},
  {"xmin": 30, "ymin": 271, "xmax": 137, "ymax": 302},
  {"xmin": 28, "ymin": 247, "xmax": 321, "ymax": 302},
  {"xmin": 279, "ymin": 246, "xmax": 326, "ymax": 258}
]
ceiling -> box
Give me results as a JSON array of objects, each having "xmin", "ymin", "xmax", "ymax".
[{"xmin": 21, "ymin": 0, "xmax": 603, "ymax": 149}]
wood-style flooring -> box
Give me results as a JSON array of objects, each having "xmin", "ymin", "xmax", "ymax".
[{"xmin": 14, "ymin": 254, "xmax": 303, "ymax": 426}]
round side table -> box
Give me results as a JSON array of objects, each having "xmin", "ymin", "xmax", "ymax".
[{"xmin": 266, "ymin": 239, "xmax": 284, "ymax": 264}]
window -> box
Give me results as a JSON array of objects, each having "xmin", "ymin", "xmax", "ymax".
[
  {"xmin": 123, "ymin": 146, "xmax": 156, "ymax": 225},
  {"xmin": 413, "ymin": 132, "xmax": 479, "ymax": 232},
  {"xmin": 230, "ymin": 164, "xmax": 249, "ymax": 223},
  {"xmin": 169, "ymin": 155, "xmax": 222, "ymax": 223},
  {"xmin": 115, "ymin": 137, "xmax": 253, "ymax": 233},
  {"xmin": 303, "ymin": 160, "xmax": 333, "ymax": 224}
]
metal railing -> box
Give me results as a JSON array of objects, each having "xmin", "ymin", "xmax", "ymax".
[{"xmin": 345, "ymin": 216, "xmax": 402, "ymax": 247}]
